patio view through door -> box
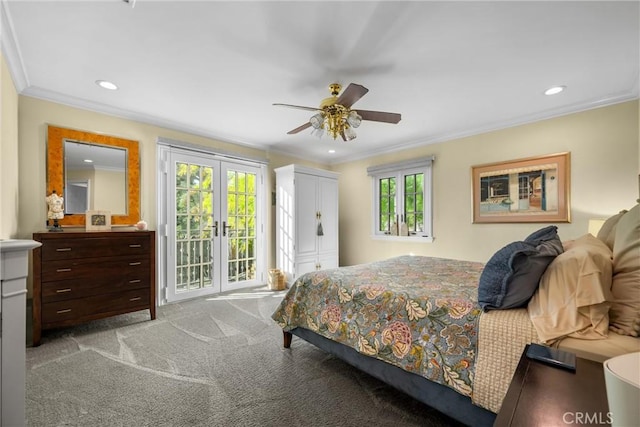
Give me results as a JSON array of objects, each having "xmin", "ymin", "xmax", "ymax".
[{"xmin": 163, "ymin": 149, "xmax": 263, "ymax": 303}]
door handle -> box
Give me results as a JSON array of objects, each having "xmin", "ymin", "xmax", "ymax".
[
  {"xmin": 213, "ymin": 220, "xmax": 219, "ymax": 237},
  {"xmin": 223, "ymin": 221, "xmax": 233, "ymax": 237}
]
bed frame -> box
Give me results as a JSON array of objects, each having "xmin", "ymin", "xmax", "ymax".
[{"xmin": 283, "ymin": 328, "xmax": 497, "ymax": 427}]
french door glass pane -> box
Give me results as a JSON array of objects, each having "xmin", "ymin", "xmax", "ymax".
[
  {"xmin": 175, "ymin": 161, "xmax": 214, "ymax": 292},
  {"xmin": 227, "ymin": 169, "xmax": 257, "ymax": 283}
]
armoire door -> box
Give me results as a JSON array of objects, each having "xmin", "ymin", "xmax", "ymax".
[
  {"xmin": 317, "ymin": 176, "xmax": 338, "ymax": 255},
  {"xmin": 295, "ymin": 173, "xmax": 319, "ymax": 258}
]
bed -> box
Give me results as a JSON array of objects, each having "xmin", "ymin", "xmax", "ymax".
[{"xmin": 272, "ymin": 204, "xmax": 640, "ymax": 426}]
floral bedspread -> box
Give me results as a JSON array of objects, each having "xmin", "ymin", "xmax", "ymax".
[{"xmin": 271, "ymin": 255, "xmax": 485, "ymax": 398}]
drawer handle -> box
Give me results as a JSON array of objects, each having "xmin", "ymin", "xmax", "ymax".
[
  {"xmin": 129, "ymin": 262, "xmax": 142, "ymax": 266},
  {"xmin": 129, "ymin": 297, "xmax": 142, "ymax": 301},
  {"xmin": 56, "ymin": 248, "xmax": 72, "ymax": 252},
  {"xmin": 56, "ymin": 288, "xmax": 72, "ymax": 293},
  {"xmin": 129, "ymin": 279, "xmax": 141, "ymax": 284},
  {"xmin": 129, "ymin": 244, "xmax": 142, "ymax": 248},
  {"xmin": 56, "ymin": 268, "xmax": 72, "ymax": 272},
  {"xmin": 56, "ymin": 309, "xmax": 72, "ymax": 314}
]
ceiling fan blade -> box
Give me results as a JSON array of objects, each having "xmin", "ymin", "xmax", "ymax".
[
  {"xmin": 357, "ymin": 109, "xmax": 402, "ymax": 124},
  {"xmin": 336, "ymin": 83, "xmax": 369, "ymax": 108},
  {"xmin": 273, "ymin": 103, "xmax": 320, "ymax": 112},
  {"xmin": 287, "ymin": 122, "xmax": 312, "ymax": 135}
]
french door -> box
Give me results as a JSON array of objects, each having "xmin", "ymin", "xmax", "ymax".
[{"xmin": 160, "ymin": 147, "xmax": 264, "ymax": 303}]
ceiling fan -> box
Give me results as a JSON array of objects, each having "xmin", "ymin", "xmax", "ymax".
[{"xmin": 273, "ymin": 83, "xmax": 401, "ymax": 141}]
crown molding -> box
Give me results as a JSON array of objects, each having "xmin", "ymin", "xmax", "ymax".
[
  {"xmin": 20, "ymin": 85, "xmax": 267, "ymax": 152},
  {"xmin": 328, "ymin": 91, "xmax": 640, "ymax": 166},
  {"xmin": 15, "ymin": 84, "xmax": 639, "ymax": 169},
  {"xmin": 22, "ymin": 85, "xmax": 323, "ymax": 165},
  {"xmin": 630, "ymin": 71, "xmax": 640, "ymax": 98},
  {"xmin": 1, "ymin": 0, "xmax": 28, "ymax": 91}
]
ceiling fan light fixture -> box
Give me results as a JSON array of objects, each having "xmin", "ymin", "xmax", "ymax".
[
  {"xmin": 347, "ymin": 110, "xmax": 362, "ymax": 128},
  {"xmin": 344, "ymin": 126, "xmax": 357, "ymax": 141},
  {"xmin": 309, "ymin": 112, "xmax": 324, "ymax": 129},
  {"xmin": 311, "ymin": 127, "xmax": 325, "ymax": 139},
  {"xmin": 275, "ymin": 82, "xmax": 401, "ymax": 141}
]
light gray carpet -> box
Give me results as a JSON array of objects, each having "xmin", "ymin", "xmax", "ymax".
[{"xmin": 26, "ymin": 286, "xmax": 462, "ymax": 427}]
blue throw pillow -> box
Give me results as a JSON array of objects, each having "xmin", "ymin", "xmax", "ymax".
[
  {"xmin": 478, "ymin": 227, "xmax": 563, "ymax": 311},
  {"xmin": 524, "ymin": 225, "xmax": 559, "ymax": 244}
]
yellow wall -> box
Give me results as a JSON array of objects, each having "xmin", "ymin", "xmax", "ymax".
[
  {"xmin": 14, "ymin": 94, "xmax": 640, "ymax": 292},
  {"xmin": 332, "ymin": 100, "xmax": 639, "ymax": 265},
  {"xmin": 93, "ymin": 169, "xmax": 127, "ymax": 213},
  {"xmin": 17, "ymin": 96, "xmax": 326, "ymax": 296},
  {"xmin": 65, "ymin": 168, "xmax": 127, "ymax": 213},
  {"xmin": 0, "ymin": 54, "xmax": 20, "ymax": 239}
]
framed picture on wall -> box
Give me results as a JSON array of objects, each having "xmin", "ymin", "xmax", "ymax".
[
  {"xmin": 472, "ymin": 152, "xmax": 570, "ymax": 223},
  {"xmin": 85, "ymin": 210, "xmax": 111, "ymax": 231}
]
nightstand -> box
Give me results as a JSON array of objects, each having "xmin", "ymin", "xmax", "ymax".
[{"xmin": 495, "ymin": 344, "xmax": 610, "ymax": 426}]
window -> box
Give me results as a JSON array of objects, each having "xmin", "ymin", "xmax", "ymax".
[{"xmin": 367, "ymin": 157, "xmax": 434, "ymax": 241}]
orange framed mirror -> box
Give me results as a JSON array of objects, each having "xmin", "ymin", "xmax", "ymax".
[{"xmin": 46, "ymin": 125, "xmax": 140, "ymax": 226}]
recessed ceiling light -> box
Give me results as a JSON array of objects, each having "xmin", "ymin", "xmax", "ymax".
[
  {"xmin": 84, "ymin": 159, "xmax": 93, "ymax": 163},
  {"xmin": 544, "ymin": 85, "xmax": 566, "ymax": 96},
  {"xmin": 96, "ymin": 80, "xmax": 118, "ymax": 90},
  {"xmin": 328, "ymin": 149, "xmax": 336, "ymax": 154}
]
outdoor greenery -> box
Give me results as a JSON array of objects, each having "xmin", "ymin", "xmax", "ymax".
[
  {"xmin": 226, "ymin": 170, "xmax": 257, "ymax": 282},
  {"xmin": 379, "ymin": 177, "xmax": 396, "ymax": 232},
  {"xmin": 404, "ymin": 173, "xmax": 424, "ymax": 232},
  {"xmin": 378, "ymin": 173, "xmax": 424, "ymax": 233}
]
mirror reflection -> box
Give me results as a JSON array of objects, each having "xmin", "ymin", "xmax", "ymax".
[{"xmin": 64, "ymin": 140, "xmax": 128, "ymax": 215}]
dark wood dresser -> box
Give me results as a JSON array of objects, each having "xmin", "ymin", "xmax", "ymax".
[{"xmin": 32, "ymin": 230, "xmax": 156, "ymax": 346}]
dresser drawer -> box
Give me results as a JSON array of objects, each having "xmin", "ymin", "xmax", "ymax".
[
  {"xmin": 32, "ymin": 230, "xmax": 156, "ymax": 346},
  {"xmin": 42, "ymin": 275, "xmax": 149, "ymax": 303},
  {"xmin": 41, "ymin": 236, "xmax": 150, "ymax": 261},
  {"xmin": 41, "ymin": 257, "xmax": 149, "ymax": 282},
  {"xmin": 42, "ymin": 288, "xmax": 151, "ymax": 325}
]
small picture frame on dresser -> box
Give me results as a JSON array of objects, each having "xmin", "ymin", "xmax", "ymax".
[{"xmin": 85, "ymin": 210, "xmax": 111, "ymax": 231}]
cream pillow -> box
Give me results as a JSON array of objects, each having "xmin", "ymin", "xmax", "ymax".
[
  {"xmin": 609, "ymin": 204, "xmax": 640, "ymax": 337},
  {"xmin": 597, "ymin": 210, "xmax": 628, "ymax": 250},
  {"xmin": 528, "ymin": 234, "xmax": 613, "ymax": 344}
]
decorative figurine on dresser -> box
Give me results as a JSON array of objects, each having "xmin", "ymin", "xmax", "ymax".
[
  {"xmin": 45, "ymin": 190, "xmax": 64, "ymax": 231},
  {"xmin": 32, "ymin": 227, "xmax": 157, "ymax": 346}
]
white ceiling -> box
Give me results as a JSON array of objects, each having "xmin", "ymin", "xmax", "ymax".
[{"xmin": 2, "ymin": 1, "xmax": 639, "ymax": 164}]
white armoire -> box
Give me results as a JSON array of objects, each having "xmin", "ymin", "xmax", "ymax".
[{"xmin": 275, "ymin": 165, "xmax": 339, "ymax": 284}]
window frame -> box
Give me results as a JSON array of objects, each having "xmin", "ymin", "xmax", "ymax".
[{"xmin": 368, "ymin": 157, "xmax": 434, "ymax": 242}]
